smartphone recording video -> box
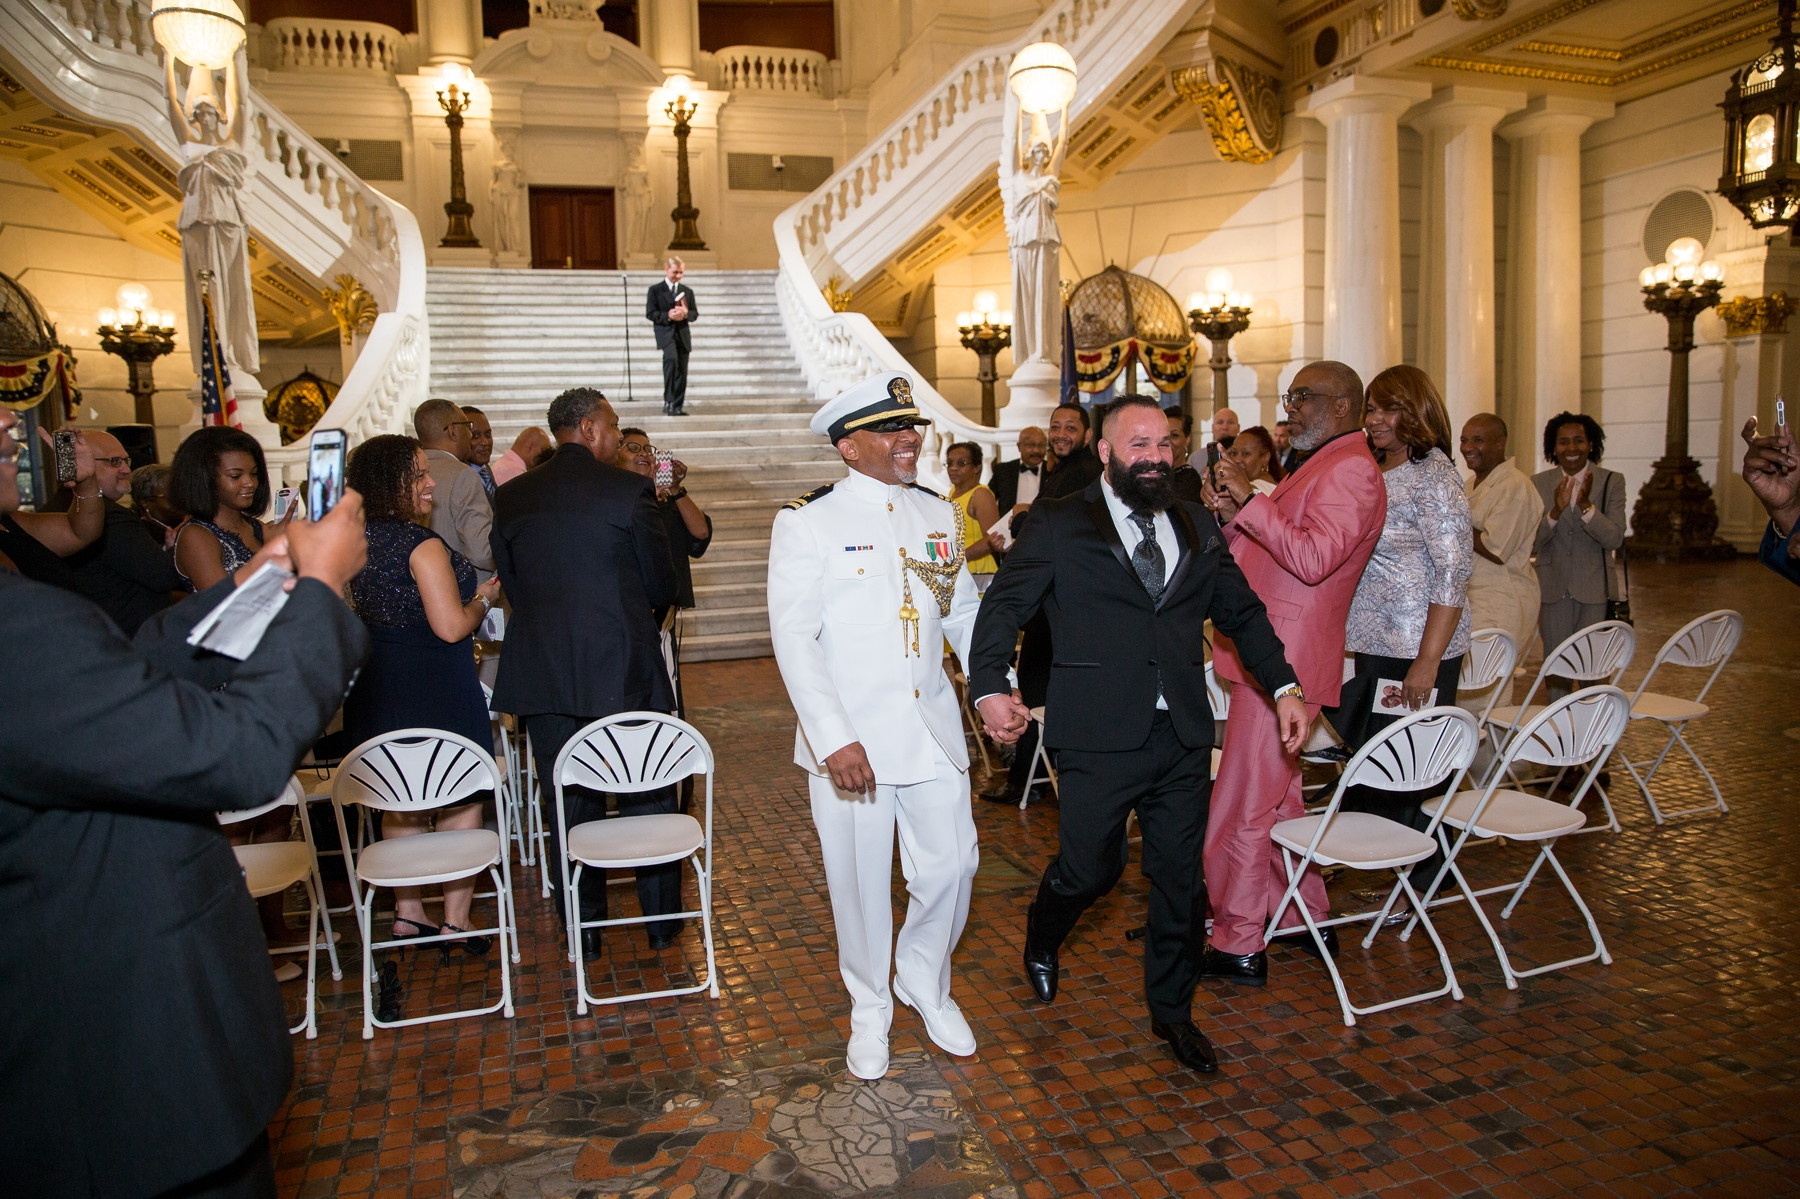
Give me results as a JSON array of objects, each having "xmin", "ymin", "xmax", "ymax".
[{"xmin": 307, "ymin": 428, "xmax": 347, "ymax": 518}]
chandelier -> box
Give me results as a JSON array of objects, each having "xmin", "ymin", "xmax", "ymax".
[{"xmin": 1718, "ymin": 0, "xmax": 1800, "ymax": 233}]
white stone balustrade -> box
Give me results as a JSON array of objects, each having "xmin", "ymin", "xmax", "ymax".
[
  {"xmin": 712, "ymin": 46, "xmax": 828, "ymax": 96},
  {"xmin": 260, "ymin": 18, "xmax": 409, "ymax": 75}
]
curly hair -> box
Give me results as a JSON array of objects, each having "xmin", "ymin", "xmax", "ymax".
[
  {"xmin": 346, "ymin": 434, "xmax": 424, "ymax": 522},
  {"xmin": 1365, "ymin": 364, "xmax": 1453, "ymax": 462},
  {"xmin": 1541, "ymin": 411, "xmax": 1605, "ymax": 464},
  {"xmin": 168, "ymin": 426, "xmax": 270, "ymax": 520}
]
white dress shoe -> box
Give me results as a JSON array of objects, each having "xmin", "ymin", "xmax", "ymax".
[
  {"xmin": 892, "ymin": 979, "xmax": 977, "ymax": 1057},
  {"xmin": 845, "ymin": 1031, "xmax": 889, "ymax": 1080}
]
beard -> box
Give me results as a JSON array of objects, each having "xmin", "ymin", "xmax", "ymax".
[
  {"xmin": 1107, "ymin": 456, "xmax": 1175, "ymax": 514},
  {"xmin": 894, "ymin": 462, "xmax": 918, "ymax": 484},
  {"xmin": 1288, "ymin": 412, "xmax": 1331, "ymax": 451}
]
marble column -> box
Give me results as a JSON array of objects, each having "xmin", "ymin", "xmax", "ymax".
[
  {"xmin": 1408, "ymin": 87, "xmax": 1525, "ymax": 438},
  {"xmin": 1297, "ymin": 75, "xmax": 1432, "ymax": 387},
  {"xmin": 418, "ymin": 0, "xmax": 481, "ymax": 66},
  {"xmin": 644, "ymin": 0, "xmax": 699, "ymax": 77},
  {"xmin": 1500, "ymin": 95, "xmax": 1612, "ymax": 472}
]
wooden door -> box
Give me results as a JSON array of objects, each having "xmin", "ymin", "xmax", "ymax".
[{"xmin": 529, "ymin": 187, "xmax": 617, "ymax": 269}]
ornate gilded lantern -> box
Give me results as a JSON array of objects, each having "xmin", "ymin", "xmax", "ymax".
[
  {"xmin": 1066, "ymin": 266, "xmax": 1195, "ymax": 394},
  {"xmin": 264, "ymin": 367, "xmax": 336, "ymax": 444},
  {"xmin": 1718, "ymin": 0, "xmax": 1800, "ymax": 233}
]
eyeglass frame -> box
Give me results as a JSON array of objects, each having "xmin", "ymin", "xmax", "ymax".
[
  {"xmin": 93, "ymin": 454, "xmax": 132, "ymax": 468},
  {"xmin": 1279, "ymin": 389, "xmax": 1350, "ymax": 411},
  {"xmin": 620, "ymin": 440, "xmax": 656, "ymax": 455}
]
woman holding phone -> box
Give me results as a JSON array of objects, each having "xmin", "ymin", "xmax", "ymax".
[
  {"xmin": 170, "ymin": 425, "xmax": 270, "ymax": 590},
  {"xmin": 342, "ymin": 434, "xmax": 501, "ymax": 951}
]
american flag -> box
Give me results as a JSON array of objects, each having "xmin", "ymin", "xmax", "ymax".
[{"xmin": 198, "ymin": 290, "xmax": 240, "ymax": 428}]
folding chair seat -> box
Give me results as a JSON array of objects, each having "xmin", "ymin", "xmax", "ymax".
[
  {"xmin": 1481, "ymin": 619, "xmax": 1633, "ymax": 831},
  {"xmin": 332, "ymin": 729, "xmax": 516, "ymax": 1039},
  {"xmin": 218, "ymin": 777, "xmax": 340, "ymax": 1039},
  {"xmin": 1409, "ymin": 685, "xmax": 1630, "ymax": 989},
  {"xmin": 554, "ymin": 712, "xmax": 720, "ymax": 1012},
  {"xmin": 1615, "ymin": 610, "xmax": 1741, "ymax": 824},
  {"xmin": 1264, "ymin": 707, "xmax": 1480, "ymax": 1027}
]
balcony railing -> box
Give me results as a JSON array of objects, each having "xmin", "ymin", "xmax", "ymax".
[
  {"xmin": 259, "ymin": 17, "xmax": 411, "ymax": 76},
  {"xmin": 711, "ymin": 45, "xmax": 830, "ymax": 97}
]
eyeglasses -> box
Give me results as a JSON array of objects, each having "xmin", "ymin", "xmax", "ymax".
[
  {"xmin": 94, "ymin": 455, "xmax": 132, "ymax": 468},
  {"xmin": 621, "ymin": 441, "xmax": 655, "ymax": 455},
  {"xmin": 1280, "ymin": 389, "xmax": 1346, "ymax": 411}
]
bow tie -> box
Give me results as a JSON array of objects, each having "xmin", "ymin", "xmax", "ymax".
[{"xmin": 1020, "ymin": 465, "xmax": 1040, "ymax": 475}]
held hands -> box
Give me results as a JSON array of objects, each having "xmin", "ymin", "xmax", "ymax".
[
  {"xmin": 824, "ymin": 741, "xmax": 877, "ymax": 795},
  {"xmin": 977, "ymin": 690, "xmax": 1032, "ymax": 745},
  {"xmin": 669, "ymin": 301, "xmax": 689, "ymax": 322},
  {"xmin": 1274, "ymin": 695, "xmax": 1308, "ymax": 755},
  {"xmin": 1741, "ymin": 415, "xmax": 1800, "ymax": 537}
]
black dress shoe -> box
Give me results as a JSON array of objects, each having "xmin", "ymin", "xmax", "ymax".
[
  {"xmin": 580, "ymin": 928, "xmax": 603, "ymax": 959},
  {"xmin": 1024, "ymin": 944, "xmax": 1058, "ymax": 1002},
  {"xmin": 1150, "ymin": 1020, "xmax": 1219, "ymax": 1074},
  {"xmin": 648, "ymin": 930, "xmax": 677, "ymax": 950},
  {"xmin": 980, "ymin": 783, "xmax": 1022, "ymax": 805},
  {"xmin": 1198, "ymin": 947, "xmax": 1268, "ymax": 986},
  {"xmin": 1271, "ymin": 927, "xmax": 1339, "ymax": 960}
]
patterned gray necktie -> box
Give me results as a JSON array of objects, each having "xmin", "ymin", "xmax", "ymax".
[{"xmin": 1129, "ymin": 512, "xmax": 1165, "ymax": 603}]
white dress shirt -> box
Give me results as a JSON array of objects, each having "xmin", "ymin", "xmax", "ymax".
[
  {"xmin": 1015, "ymin": 464, "xmax": 1041, "ymax": 507},
  {"xmin": 1100, "ymin": 475, "xmax": 1181, "ymax": 709}
]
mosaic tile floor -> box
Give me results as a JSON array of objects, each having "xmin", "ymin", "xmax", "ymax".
[{"xmin": 271, "ymin": 557, "xmax": 1799, "ymax": 1199}]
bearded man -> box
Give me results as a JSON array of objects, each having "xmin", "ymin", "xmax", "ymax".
[{"xmin": 969, "ymin": 395, "xmax": 1305, "ymax": 1079}]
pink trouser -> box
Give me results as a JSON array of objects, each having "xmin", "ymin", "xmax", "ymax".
[{"xmin": 1204, "ymin": 688, "xmax": 1330, "ymax": 954}]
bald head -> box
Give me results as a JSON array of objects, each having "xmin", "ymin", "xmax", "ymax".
[
  {"xmin": 86, "ymin": 429, "xmax": 132, "ymax": 501},
  {"xmin": 1459, "ymin": 412, "xmax": 1509, "ymax": 479},
  {"xmin": 1285, "ymin": 360, "xmax": 1365, "ymax": 451},
  {"xmin": 1210, "ymin": 408, "xmax": 1240, "ymax": 445}
]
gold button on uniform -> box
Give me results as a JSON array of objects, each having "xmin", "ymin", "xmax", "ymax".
[
  {"xmin": 914, "ymin": 689, "xmax": 920, "ymax": 698},
  {"xmin": 857, "ymin": 568, "xmax": 864, "ymax": 574}
]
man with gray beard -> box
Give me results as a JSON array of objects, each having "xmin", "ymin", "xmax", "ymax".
[{"xmin": 970, "ymin": 395, "xmax": 1305, "ymax": 1078}]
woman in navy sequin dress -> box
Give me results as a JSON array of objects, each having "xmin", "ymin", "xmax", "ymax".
[{"xmin": 343, "ymin": 435, "xmax": 503, "ymax": 946}]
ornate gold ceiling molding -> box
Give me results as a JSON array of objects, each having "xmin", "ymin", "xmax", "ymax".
[
  {"xmin": 1421, "ymin": 17, "xmax": 1775, "ymax": 86},
  {"xmin": 1718, "ymin": 292, "xmax": 1793, "ymax": 337},
  {"xmin": 1508, "ymin": 1, "xmax": 1771, "ymax": 64},
  {"xmin": 1451, "ymin": 0, "xmax": 1510, "ymax": 19},
  {"xmin": 1171, "ymin": 57, "xmax": 1283, "ymax": 165},
  {"xmin": 322, "ymin": 273, "xmax": 378, "ymax": 343},
  {"xmin": 1464, "ymin": 0, "xmax": 1608, "ymax": 54},
  {"xmin": 1282, "ymin": 0, "xmax": 1365, "ymax": 37}
]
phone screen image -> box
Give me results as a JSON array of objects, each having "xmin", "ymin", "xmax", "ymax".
[
  {"xmin": 273, "ymin": 486, "xmax": 298, "ymax": 520},
  {"xmin": 654, "ymin": 449, "xmax": 674, "ymax": 492},
  {"xmin": 307, "ymin": 430, "xmax": 347, "ymax": 518}
]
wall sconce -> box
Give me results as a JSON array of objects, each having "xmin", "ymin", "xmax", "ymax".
[
  {"xmin": 97, "ymin": 283, "xmax": 179, "ymax": 425},
  {"xmin": 1186, "ymin": 268, "xmax": 1253, "ymax": 418},
  {"xmin": 956, "ymin": 290, "xmax": 1014, "ymax": 426}
]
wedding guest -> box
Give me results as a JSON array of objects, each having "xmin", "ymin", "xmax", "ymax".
[
  {"xmin": 1532, "ymin": 412, "xmax": 1625, "ymax": 677},
  {"xmin": 59, "ymin": 429, "xmax": 182, "ymax": 634},
  {"xmin": 1740, "ymin": 413, "xmax": 1800, "ymax": 584},
  {"xmin": 343, "ymin": 433, "xmax": 502, "ymax": 950},
  {"xmin": 170, "ymin": 425, "xmax": 269, "ymax": 591},
  {"xmin": 1225, "ymin": 426, "xmax": 1285, "ymax": 496},
  {"xmin": 493, "ymin": 426, "xmax": 552, "ymax": 487},
  {"xmin": 945, "ymin": 441, "xmax": 1000, "ymax": 579}
]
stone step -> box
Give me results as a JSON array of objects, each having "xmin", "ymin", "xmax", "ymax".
[
  {"xmin": 690, "ymin": 557, "xmax": 768, "ymax": 586},
  {"xmin": 691, "ymin": 579, "xmax": 768, "ymax": 607},
  {"xmin": 677, "ymin": 629, "xmax": 772, "ymax": 662},
  {"xmin": 680, "ymin": 603, "xmax": 770, "ymax": 637}
]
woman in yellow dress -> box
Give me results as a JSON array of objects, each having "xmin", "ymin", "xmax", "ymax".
[{"xmin": 945, "ymin": 441, "xmax": 1001, "ymax": 583}]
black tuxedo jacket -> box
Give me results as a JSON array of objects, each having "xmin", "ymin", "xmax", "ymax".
[
  {"xmin": 0, "ymin": 571, "xmax": 367, "ymax": 1198},
  {"xmin": 491, "ymin": 442, "xmax": 676, "ymax": 718},
  {"xmin": 970, "ymin": 481, "xmax": 1296, "ymax": 753},
  {"xmin": 645, "ymin": 280, "xmax": 698, "ymax": 351},
  {"xmin": 989, "ymin": 458, "xmax": 1043, "ymax": 513}
]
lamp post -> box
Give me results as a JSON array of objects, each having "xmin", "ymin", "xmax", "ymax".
[
  {"xmin": 436, "ymin": 64, "xmax": 482, "ymax": 249},
  {"xmin": 1718, "ymin": 0, "xmax": 1800, "ymax": 233},
  {"xmin": 663, "ymin": 75, "xmax": 708, "ymax": 252},
  {"xmin": 1630, "ymin": 237, "xmax": 1734, "ymax": 562},
  {"xmin": 956, "ymin": 291, "xmax": 1013, "ymax": 426},
  {"xmin": 97, "ymin": 284, "xmax": 178, "ymax": 425},
  {"xmin": 1185, "ymin": 268, "xmax": 1252, "ymax": 418}
]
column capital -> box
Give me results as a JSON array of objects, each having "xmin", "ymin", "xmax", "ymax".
[
  {"xmin": 1297, "ymin": 74, "xmax": 1433, "ymax": 126},
  {"xmin": 1498, "ymin": 94, "xmax": 1615, "ymax": 141},
  {"xmin": 1406, "ymin": 86, "xmax": 1528, "ymax": 133}
]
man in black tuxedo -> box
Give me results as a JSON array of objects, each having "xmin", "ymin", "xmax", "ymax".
[
  {"xmin": 1, "ymin": 403, "xmax": 371, "ymax": 1199},
  {"xmin": 988, "ymin": 425, "xmax": 1049, "ymax": 516},
  {"xmin": 969, "ymin": 396, "xmax": 1306, "ymax": 1076},
  {"xmin": 491, "ymin": 387, "xmax": 682, "ymax": 953},
  {"xmin": 979, "ymin": 403, "xmax": 1102, "ymax": 805},
  {"xmin": 645, "ymin": 255, "xmax": 698, "ymax": 415}
]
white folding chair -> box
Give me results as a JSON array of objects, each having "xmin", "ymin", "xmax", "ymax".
[
  {"xmin": 483, "ymin": 683, "xmax": 544, "ymax": 872},
  {"xmin": 1265, "ymin": 706, "xmax": 1480, "ymax": 1027},
  {"xmin": 218, "ymin": 777, "xmax": 340, "ymax": 1039},
  {"xmin": 1459, "ymin": 628, "xmax": 1520, "ymax": 729},
  {"xmin": 1409, "ymin": 686, "xmax": 1631, "ymax": 989},
  {"xmin": 554, "ymin": 712, "xmax": 720, "ymax": 1012},
  {"xmin": 1616, "ymin": 610, "xmax": 1741, "ymax": 824},
  {"xmin": 331, "ymin": 729, "xmax": 516, "ymax": 1039},
  {"xmin": 1481, "ymin": 620, "xmax": 1634, "ymax": 831},
  {"xmin": 1019, "ymin": 706, "xmax": 1058, "ymax": 809}
]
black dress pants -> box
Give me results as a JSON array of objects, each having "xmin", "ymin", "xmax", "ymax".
[
  {"xmin": 528, "ymin": 712, "xmax": 683, "ymax": 939},
  {"xmin": 661, "ymin": 340, "xmax": 689, "ymax": 411},
  {"xmin": 1031, "ymin": 710, "xmax": 1211, "ymax": 1024},
  {"xmin": 154, "ymin": 1134, "xmax": 274, "ymax": 1199},
  {"xmin": 1326, "ymin": 651, "xmax": 1465, "ymax": 893}
]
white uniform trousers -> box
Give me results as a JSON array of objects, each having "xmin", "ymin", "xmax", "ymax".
[{"xmin": 807, "ymin": 740, "xmax": 977, "ymax": 1037}]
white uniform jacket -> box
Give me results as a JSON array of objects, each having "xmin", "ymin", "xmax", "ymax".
[{"xmin": 768, "ymin": 468, "xmax": 982, "ymax": 787}]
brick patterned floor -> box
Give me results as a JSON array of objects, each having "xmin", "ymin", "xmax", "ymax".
[{"xmin": 271, "ymin": 557, "xmax": 1800, "ymax": 1198}]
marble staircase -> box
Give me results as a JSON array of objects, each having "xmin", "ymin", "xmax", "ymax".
[{"xmin": 426, "ymin": 268, "xmax": 841, "ymax": 660}]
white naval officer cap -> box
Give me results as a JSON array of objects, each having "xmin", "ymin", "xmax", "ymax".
[{"xmin": 810, "ymin": 372, "xmax": 934, "ymax": 443}]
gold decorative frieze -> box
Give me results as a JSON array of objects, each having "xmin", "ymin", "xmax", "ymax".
[
  {"xmin": 63, "ymin": 168, "xmax": 129, "ymax": 212},
  {"xmin": 156, "ymin": 228, "xmax": 183, "ymax": 249},
  {"xmin": 1717, "ymin": 292, "xmax": 1793, "ymax": 337},
  {"xmin": 0, "ymin": 68, "xmax": 22, "ymax": 95},
  {"xmin": 1451, "ymin": 0, "xmax": 1509, "ymax": 19},
  {"xmin": 94, "ymin": 157, "xmax": 157, "ymax": 204},
  {"xmin": 1172, "ymin": 57, "xmax": 1283, "ymax": 165},
  {"xmin": 322, "ymin": 273, "xmax": 379, "ymax": 343},
  {"xmin": 124, "ymin": 146, "xmax": 177, "ymax": 187},
  {"xmin": 822, "ymin": 276, "xmax": 852, "ymax": 312},
  {"xmin": 1511, "ymin": 2, "xmax": 1770, "ymax": 64},
  {"xmin": 1464, "ymin": 0, "xmax": 1606, "ymax": 54},
  {"xmin": 1421, "ymin": 19, "xmax": 1774, "ymax": 86}
]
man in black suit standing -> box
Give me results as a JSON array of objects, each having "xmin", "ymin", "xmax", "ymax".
[
  {"xmin": 491, "ymin": 387, "xmax": 682, "ymax": 953},
  {"xmin": 989, "ymin": 425, "xmax": 1049, "ymax": 516},
  {"xmin": 969, "ymin": 396, "xmax": 1307, "ymax": 1077},
  {"xmin": 0, "ymin": 409, "xmax": 372, "ymax": 1199},
  {"xmin": 645, "ymin": 255, "xmax": 698, "ymax": 415}
]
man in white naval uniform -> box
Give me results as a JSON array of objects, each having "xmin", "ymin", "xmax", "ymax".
[{"xmin": 767, "ymin": 372, "xmax": 988, "ymax": 1081}]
